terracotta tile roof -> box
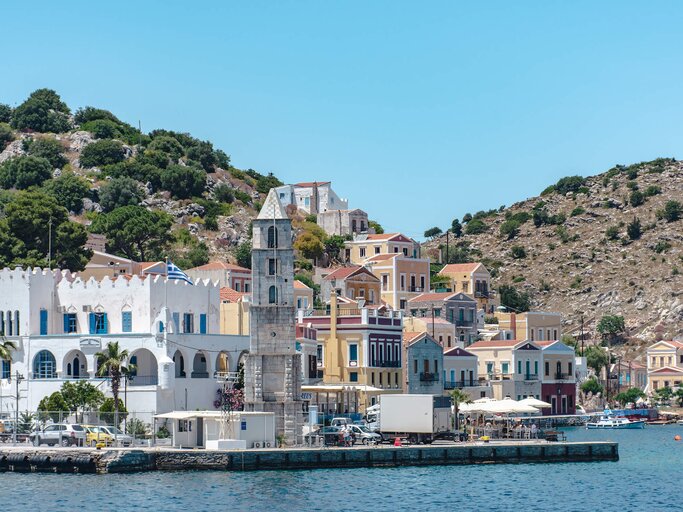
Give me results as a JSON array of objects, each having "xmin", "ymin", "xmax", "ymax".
[
  {"xmin": 408, "ymin": 292, "xmax": 457, "ymax": 303},
  {"xmin": 294, "ymin": 280, "xmax": 311, "ymax": 289},
  {"xmin": 444, "ymin": 346, "xmax": 476, "ymax": 357},
  {"xmin": 365, "ymin": 254, "xmax": 398, "ymax": 262},
  {"xmin": 467, "ymin": 339, "xmax": 523, "ymax": 349},
  {"xmin": 220, "ymin": 287, "xmax": 247, "ymax": 302},
  {"xmin": 190, "ymin": 261, "xmax": 251, "ymax": 273},
  {"xmin": 404, "ymin": 331, "xmax": 424, "ymax": 344},
  {"xmin": 439, "ymin": 263, "xmax": 481, "ymax": 274},
  {"xmin": 323, "ymin": 265, "xmax": 364, "ymax": 280},
  {"xmin": 294, "ymin": 181, "xmax": 331, "ymax": 187},
  {"xmin": 365, "ymin": 233, "xmax": 399, "ymax": 240}
]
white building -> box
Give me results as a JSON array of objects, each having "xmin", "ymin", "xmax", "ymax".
[
  {"xmin": 0, "ymin": 267, "xmax": 249, "ymax": 422},
  {"xmin": 273, "ymin": 181, "xmax": 348, "ymax": 214}
]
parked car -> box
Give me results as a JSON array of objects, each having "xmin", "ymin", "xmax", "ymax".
[
  {"xmin": 100, "ymin": 426, "xmax": 134, "ymax": 446},
  {"xmin": 84, "ymin": 425, "xmax": 114, "ymax": 447},
  {"xmin": 30, "ymin": 424, "xmax": 87, "ymax": 447},
  {"xmin": 347, "ymin": 424, "xmax": 381, "ymax": 445}
]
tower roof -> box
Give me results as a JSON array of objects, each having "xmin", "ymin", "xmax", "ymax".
[{"xmin": 257, "ymin": 189, "xmax": 289, "ymax": 220}]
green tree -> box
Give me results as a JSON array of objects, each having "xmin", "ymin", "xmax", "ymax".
[
  {"xmin": 81, "ymin": 119, "xmax": 119, "ymax": 139},
  {"xmin": 510, "ymin": 245, "xmax": 526, "ymax": 259},
  {"xmin": 186, "ymin": 140, "xmax": 218, "ymax": 171},
  {"xmin": 148, "ymin": 136, "xmax": 184, "ymax": 162},
  {"xmin": 500, "ymin": 219, "xmax": 521, "ymax": 240},
  {"xmin": 89, "ymin": 205, "xmax": 173, "ymax": 261},
  {"xmin": 11, "ymin": 88, "xmax": 71, "ymax": 133},
  {"xmin": 675, "ymin": 388, "xmax": 683, "ymax": 407},
  {"xmin": 37, "ymin": 391, "xmax": 70, "ymax": 423},
  {"xmin": 99, "ymin": 398, "xmax": 128, "ymax": 426},
  {"xmin": 615, "ymin": 387, "xmax": 646, "ymax": 407},
  {"xmin": 585, "ymin": 345, "xmax": 609, "ymax": 374},
  {"xmin": 17, "ymin": 411, "xmax": 36, "ymax": 434},
  {"xmin": 498, "ymin": 284, "xmax": 531, "ymax": 312},
  {"xmin": 160, "ymin": 164, "xmax": 206, "ymax": 199},
  {"xmin": 0, "ymin": 122, "xmax": 14, "ymax": 149},
  {"xmin": 451, "ymin": 218, "xmax": 462, "ymax": 237},
  {"xmin": 0, "ymin": 155, "xmax": 52, "ymax": 189},
  {"xmin": 80, "ymin": 139, "xmax": 125, "ymax": 168},
  {"xmin": 462, "ymin": 213, "xmax": 472, "ymax": 223},
  {"xmin": 213, "ymin": 183, "xmax": 234, "ymax": 203},
  {"xmin": 126, "ymin": 418, "xmax": 149, "ymax": 437},
  {"xmin": 626, "ymin": 217, "xmax": 642, "ymax": 240},
  {"xmin": 294, "ymin": 232, "xmax": 324, "ymax": 260},
  {"xmin": 95, "ymin": 342, "xmax": 131, "ymax": 422},
  {"xmin": 424, "ymin": 226, "xmax": 442, "ymax": 238},
  {"xmin": 24, "ymin": 137, "xmax": 68, "ymax": 168},
  {"xmin": 605, "ymin": 226, "xmax": 620, "ymax": 241},
  {"xmin": 324, "ymin": 234, "xmax": 346, "ymax": 261},
  {"xmin": 654, "ymin": 386, "xmax": 673, "ymax": 404},
  {"xmin": 656, "ymin": 200, "xmax": 682, "ymax": 223},
  {"xmin": 60, "ymin": 380, "xmax": 105, "ymax": 422},
  {"xmin": 255, "ymin": 172, "xmax": 283, "ymax": 194},
  {"xmin": 0, "ymin": 104, "xmax": 12, "ymax": 123},
  {"xmin": 99, "ymin": 176, "xmax": 143, "ymax": 212},
  {"xmin": 596, "ymin": 315, "xmax": 626, "ymax": 345},
  {"xmin": 43, "ymin": 172, "xmax": 90, "ymax": 213},
  {"xmin": 554, "ymin": 175, "xmax": 585, "ymax": 194},
  {"xmin": 368, "ymin": 220, "xmax": 383, "ymax": 234},
  {"xmin": 629, "ymin": 190, "xmax": 645, "ymax": 207},
  {"xmin": 1, "ymin": 190, "xmax": 91, "ymax": 270},
  {"xmin": 580, "ymin": 377, "xmax": 604, "ymax": 396},
  {"xmin": 450, "ymin": 388, "xmax": 472, "ymax": 433},
  {"xmin": 234, "ymin": 241, "xmax": 252, "ymax": 269},
  {"xmin": 465, "ymin": 218, "xmax": 488, "ymax": 235},
  {"xmin": 74, "ymin": 106, "xmax": 120, "ymax": 125}
]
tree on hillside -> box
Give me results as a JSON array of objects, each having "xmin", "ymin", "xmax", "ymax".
[
  {"xmin": 43, "ymin": 172, "xmax": 90, "ymax": 213},
  {"xmin": 147, "ymin": 136, "xmax": 184, "ymax": 162},
  {"xmin": 294, "ymin": 232, "xmax": 324, "ymax": 261},
  {"xmin": 626, "ymin": 217, "xmax": 642, "ymax": 240},
  {"xmin": 0, "ymin": 190, "xmax": 91, "ymax": 270},
  {"xmin": 615, "ymin": 387, "xmax": 645, "ymax": 407},
  {"xmin": 98, "ymin": 176, "xmax": 143, "ymax": 212},
  {"xmin": 368, "ymin": 220, "xmax": 383, "ymax": 234},
  {"xmin": 580, "ymin": 377, "xmax": 603, "ymax": 396},
  {"xmin": 585, "ymin": 345, "xmax": 609, "ymax": 375},
  {"xmin": 0, "ymin": 104, "xmax": 12, "ymax": 123},
  {"xmin": 160, "ymin": 164, "xmax": 206, "ymax": 199},
  {"xmin": 498, "ymin": 284, "xmax": 531, "ymax": 312},
  {"xmin": 234, "ymin": 241, "xmax": 252, "ymax": 269},
  {"xmin": 500, "ymin": 219, "xmax": 521, "ymax": 240},
  {"xmin": 464, "ymin": 218, "xmax": 488, "ymax": 235},
  {"xmin": 0, "ymin": 155, "xmax": 53, "ymax": 189},
  {"xmin": 80, "ymin": 139, "xmax": 126, "ymax": 168},
  {"xmin": 89, "ymin": 205, "xmax": 173, "ymax": 261},
  {"xmin": 656, "ymin": 200, "xmax": 682, "ymax": 223},
  {"xmin": 424, "ymin": 226, "xmax": 442, "ymax": 239},
  {"xmin": 11, "ymin": 89, "xmax": 71, "ymax": 133},
  {"xmin": 596, "ymin": 315, "xmax": 626, "ymax": 345},
  {"xmin": 451, "ymin": 219, "xmax": 462, "ymax": 237},
  {"xmin": 462, "ymin": 213, "xmax": 472, "ymax": 223},
  {"xmin": 24, "ymin": 137, "xmax": 68, "ymax": 168},
  {"xmin": 0, "ymin": 123, "xmax": 13, "ymax": 149}
]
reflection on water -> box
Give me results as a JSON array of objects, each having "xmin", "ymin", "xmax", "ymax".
[{"xmin": 1, "ymin": 425, "xmax": 681, "ymax": 512}]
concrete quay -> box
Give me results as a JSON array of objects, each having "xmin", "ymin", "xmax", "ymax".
[{"xmin": 0, "ymin": 440, "xmax": 618, "ymax": 474}]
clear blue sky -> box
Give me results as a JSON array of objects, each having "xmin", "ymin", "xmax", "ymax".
[{"xmin": 2, "ymin": 1, "xmax": 682, "ymax": 239}]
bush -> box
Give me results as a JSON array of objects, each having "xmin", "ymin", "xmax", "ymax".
[
  {"xmin": 580, "ymin": 378, "xmax": 603, "ymax": 395},
  {"xmin": 99, "ymin": 176, "xmax": 143, "ymax": 212},
  {"xmin": 510, "ymin": 245, "xmax": 526, "ymax": 259},
  {"xmin": 369, "ymin": 220, "xmax": 383, "ymax": 234},
  {"xmin": 213, "ymin": 183, "xmax": 234, "ymax": 203},
  {"xmin": 234, "ymin": 189, "xmax": 252, "ymax": 204},
  {"xmin": 0, "ymin": 155, "xmax": 52, "ymax": 189},
  {"xmin": 500, "ymin": 220, "xmax": 521, "ymax": 240},
  {"xmin": 104, "ymin": 160, "xmax": 162, "ymax": 189},
  {"xmin": 148, "ymin": 136, "xmax": 184, "ymax": 162},
  {"xmin": 555, "ymin": 175, "xmax": 585, "ymax": 194},
  {"xmin": 11, "ymin": 88, "xmax": 71, "ymax": 133},
  {"xmin": 80, "ymin": 139, "xmax": 125, "ymax": 168},
  {"xmin": 424, "ymin": 226, "xmax": 443, "ymax": 238},
  {"xmin": 626, "ymin": 167, "xmax": 638, "ymax": 180},
  {"xmin": 160, "ymin": 164, "xmax": 206, "ymax": 199},
  {"xmin": 234, "ymin": 241, "xmax": 252, "ymax": 269},
  {"xmin": 465, "ymin": 218, "xmax": 488, "ymax": 235},
  {"xmin": 656, "ymin": 200, "xmax": 682, "ymax": 223},
  {"xmin": 605, "ymin": 226, "xmax": 620, "ymax": 241},
  {"xmin": 255, "ymin": 172, "xmax": 283, "ymax": 194},
  {"xmin": 0, "ymin": 123, "xmax": 13, "ymax": 149},
  {"xmin": 629, "ymin": 190, "xmax": 645, "ymax": 207},
  {"xmin": 24, "ymin": 137, "xmax": 67, "ymax": 168},
  {"xmin": 0, "ymin": 104, "xmax": 12, "ymax": 123},
  {"xmin": 498, "ymin": 284, "xmax": 531, "ymax": 312},
  {"xmin": 626, "ymin": 217, "xmax": 641, "ymax": 240},
  {"xmin": 43, "ymin": 172, "xmax": 90, "ymax": 213},
  {"xmin": 654, "ymin": 241, "xmax": 671, "ymax": 254},
  {"xmin": 540, "ymin": 185, "xmax": 556, "ymax": 196},
  {"xmin": 643, "ymin": 185, "xmax": 661, "ymax": 197},
  {"xmin": 74, "ymin": 107, "xmax": 119, "ymax": 125},
  {"xmin": 462, "ymin": 213, "xmax": 472, "ymax": 223},
  {"xmin": 80, "ymin": 119, "xmax": 120, "ymax": 139},
  {"xmin": 570, "ymin": 206, "xmax": 585, "ymax": 217}
]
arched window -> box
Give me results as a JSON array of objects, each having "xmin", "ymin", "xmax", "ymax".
[
  {"xmin": 267, "ymin": 226, "xmax": 278, "ymax": 248},
  {"xmin": 33, "ymin": 350, "xmax": 57, "ymax": 379},
  {"xmin": 6, "ymin": 311, "xmax": 12, "ymax": 337},
  {"xmin": 173, "ymin": 350, "xmax": 185, "ymax": 378},
  {"xmin": 14, "ymin": 311, "xmax": 19, "ymax": 336},
  {"xmin": 268, "ymin": 286, "xmax": 277, "ymax": 304}
]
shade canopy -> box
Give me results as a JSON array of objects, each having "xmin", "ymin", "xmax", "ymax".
[
  {"xmin": 458, "ymin": 399, "xmax": 541, "ymax": 415},
  {"xmin": 518, "ymin": 397, "xmax": 552, "ymax": 408}
]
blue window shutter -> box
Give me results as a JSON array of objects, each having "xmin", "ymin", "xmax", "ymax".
[
  {"xmin": 103, "ymin": 313, "xmax": 108, "ymax": 333},
  {"xmin": 199, "ymin": 314, "xmax": 207, "ymax": 334},
  {"xmin": 63, "ymin": 314, "xmax": 69, "ymax": 333},
  {"xmin": 159, "ymin": 321, "xmax": 164, "ymax": 333},
  {"xmin": 39, "ymin": 310, "xmax": 48, "ymax": 335},
  {"xmin": 122, "ymin": 312, "xmax": 132, "ymax": 333},
  {"xmin": 89, "ymin": 313, "xmax": 95, "ymax": 334}
]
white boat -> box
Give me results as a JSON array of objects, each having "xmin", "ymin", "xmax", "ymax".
[{"xmin": 586, "ymin": 409, "xmax": 645, "ymax": 429}]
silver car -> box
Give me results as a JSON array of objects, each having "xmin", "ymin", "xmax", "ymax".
[
  {"xmin": 30, "ymin": 424, "xmax": 87, "ymax": 447},
  {"xmin": 348, "ymin": 424, "xmax": 382, "ymax": 445},
  {"xmin": 101, "ymin": 425, "xmax": 135, "ymax": 446}
]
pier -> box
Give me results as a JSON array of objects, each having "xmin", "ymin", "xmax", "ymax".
[{"xmin": 0, "ymin": 441, "xmax": 618, "ymax": 474}]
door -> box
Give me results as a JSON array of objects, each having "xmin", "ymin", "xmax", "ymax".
[
  {"xmin": 73, "ymin": 357, "xmax": 80, "ymax": 378},
  {"xmin": 561, "ymin": 396, "xmax": 567, "ymax": 414},
  {"xmin": 40, "ymin": 309, "xmax": 48, "ymax": 335},
  {"xmin": 551, "ymin": 396, "xmax": 557, "ymax": 415},
  {"xmin": 196, "ymin": 418, "xmax": 204, "ymax": 447}
]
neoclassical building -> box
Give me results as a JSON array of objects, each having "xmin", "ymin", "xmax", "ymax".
[{"xmin": 0, "ymin": 267, "xmax": 248, "ymax": 421}]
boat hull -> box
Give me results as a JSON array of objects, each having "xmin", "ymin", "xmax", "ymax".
[{"xmin": 586, "ymin": 421, "xmax": 645, "ymax": 430}]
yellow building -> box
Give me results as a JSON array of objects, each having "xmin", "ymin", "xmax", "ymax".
[
  {"xmin": 364, "ymin": 254, "xmax": 430, "ymax": 310},
  {"xmin": 294, "ymin": 280, "xmax": 314, "ymax": 310},
  {"xmin": 344, "ymin": 233, "xmax": 420, "ymax": 264},
  {"xmin": 321, "ymin": 265, "xmax": 382, "ymax": 305},
  {"xmin": 403, "ymin": 316, "xmax": 457, "ymax": 349},
  {"xmin": 438, "ymin": 262, "xmax": 498, "ymax": 314},
  {"xmin": 496, "ymin": 311, "xmax": 562, "ymax": 342},
  {"xmin": 646, "ymin": 340, "xmax": 683, "ymax": 392},
  {"xmin": 219, "ymin": 287, "xmax": 249, "ymax": 335}
]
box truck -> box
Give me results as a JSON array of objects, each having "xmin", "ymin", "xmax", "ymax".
[{"xmin": 378, "ymin": 394, "xmax": 452, "ymax": 444}]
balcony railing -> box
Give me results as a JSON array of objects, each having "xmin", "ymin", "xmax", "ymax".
[
  {"xmin": 454, "ymin": 320, "xmax": 474, "ymax": 327},
  {"xmin": 419, "ymin": 372, "xmax": 439, "ymax": 382},
  {"xmin": 444, "ymin": 380, "xmax": 477, "ymax": 389},
  {"xmin": 408, "ymin": 286, "xmax": 424, "ymax": 293},
  {"xmin": 555, "ymin": 372, "xmax": 571, "ymax": 380},
  {"xmin": 191, "ymin": 371, "xmax": 210, "ymax": 379},
  {"xmin": 371, "ymin": 360, "xmax": 401, "ymax": 368},
  {"xmin": 128, "ymin": 375, "xmax": 159, "ymax": 386},
  {"xmin": 524, "ymin": 373, "xmax": 538, "ymax": 381}
]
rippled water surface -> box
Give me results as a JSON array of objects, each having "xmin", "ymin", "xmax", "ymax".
[{"xmin": 1, "ymin": 426, "xmax": 681, "ymax": 511}]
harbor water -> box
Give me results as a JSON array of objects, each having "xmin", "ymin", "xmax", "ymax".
[{"xmin": 1, "ymin": 425, "xmax": 680, "ymax": 512}]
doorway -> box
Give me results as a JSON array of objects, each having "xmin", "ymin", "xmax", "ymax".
[{"xmin": 196, "ymin": 417, "xmax": 204, "ymax": 446}]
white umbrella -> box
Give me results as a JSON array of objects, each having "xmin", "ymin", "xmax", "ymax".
[
  {"xmin": 485, "ymin": 400, "xmax": 540, "ymax": 415},
  {"xmin": 519, "ymin": 397, "xmax": 552, "ymax": 408},
  {"xmin": 473, "ymin": 397, "xmax": 496, "ymax": 404}
]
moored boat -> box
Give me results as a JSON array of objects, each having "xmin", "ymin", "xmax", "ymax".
[{"xmin": 586, "ymin": 409, "xmax": 646, "ymax": 429}]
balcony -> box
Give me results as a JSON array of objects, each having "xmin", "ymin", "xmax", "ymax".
[
  {"xmin": 128, "ymin": 375, "xmax": 158, "ymax": 386},
  {"xmin": 419, "ymin": 372, "xmax": 439, "ymax": 382},
  {"xmin": 555, "ymin": 372, "xmax": 571, "ymax": 380},
  {"xmin": 408, "ymin": 286, "xmax": 425, "ymax": 293},
  {"xmin": 524, "ymin": 373, "xmax": 538, "ymax": 381},
  {"xmin": 191, "ymin": 371, "xmax": 209, "ymax": 379},
  {"xmin": 454, "ymin": 320, "xmax": 474, "ymax": 327},
  {"xmin": 443, "ymin": 380, "xmax": 477, "ymax": 389},
  {"xmin": 372, "ymin": 360, "xmax": 401, "ymax": 368}
]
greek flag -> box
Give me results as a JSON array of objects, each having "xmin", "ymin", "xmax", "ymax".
[{"xmin": 167, "ymin": 261, "xmax": 193, "ymax": 285}]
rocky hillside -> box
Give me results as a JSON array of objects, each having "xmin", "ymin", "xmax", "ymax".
[
  {"xmin": 0, "ymin": 89, "xmax": 279, "ymax": 270},
  {"xmin": 424, "ymin": 159, "xmax": 683, "ymax": 355}
]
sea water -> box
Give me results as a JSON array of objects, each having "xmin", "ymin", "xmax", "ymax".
[{"xmin": 1, "ymin": 425, "xmax": 680, "ymax": 512}]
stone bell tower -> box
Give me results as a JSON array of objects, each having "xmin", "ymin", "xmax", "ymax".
[{"xmin": 244, "ymin": 189, "xmax": 302, "ymax": 444}]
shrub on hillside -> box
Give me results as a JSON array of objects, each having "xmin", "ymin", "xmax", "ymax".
[
  {"xmin": 656, "ymin": 200, "xmax": 682, "ymax": 223},
  {"xmin": 43, "ymin": 172, "xmax": 90, "ymax": 213},
  {"xmin": 80, "ymin": 119, "xmax": 120, "ymax": 139},
  {"xmin": 148, "ymin": 136, "xmax": 185, "ymax": 162},
  {"xmin": 0, "ymin": 123, "xmax": 13, "ymax": 149},
  {"xmin": 465, "ymin": 218, "xmax": 488, "ymax": 235},
  {"xmin": 498, "ymin": 284, "xmax": 531, "ymax": 312},
  {"xmin": 510, "ymin": 245, "xmax": 526, "ymax": 259},
  {"xmin": 570, "ymin": 206, "xmax": 585, "ymax": 217},
  {"xmin": 80, "ymin": 139, "xmax": 125, "ymax": 168},
  {"xmin": 99, "ymin": 176, "xmax": 143, "ymax": 212},
  {"xmin": 626, "ymin": 217, "xmax": 642, "ymax": 240},
  {"xmin": 629, "ymin": 190, "xmax": 645, "ymax": 207},
  {"xmin": 424, "ymin": 226, "xmax": 442, "ymax": 238},
  {"xmin": 11, "ymin": 89, "xmax": 72, "ymax": 133},
  {"xmin": 160, "ymin": 164, "xmax": 206, "ymax": 199},
  {"xmin": 0, "ymin": 104, "xmax": 12, "ymax": 123},
  {"xmin": 255, "ymin": 173, "xmax": 284, "ymax": 194},
  {"xmin": 0, "ymin": 155, "xmax": 52, "ymax": 189},
  {"xmin": 74, "ymin": 107, "xmax": 120, "ymax": 125},
  {"xmin": 213, "ymin": 183, "xmax": 234, "ymax": 204},
  {"xmin": 23, "ymin": 137, "xmax": 67, "ymax": 168},
  {"xmin": 500, "ymin": 219, "xmax": 521, "ymax": 240},
  {"xmin": 643, "ymin": 185, "xmax": 661, "ymax": 197}
]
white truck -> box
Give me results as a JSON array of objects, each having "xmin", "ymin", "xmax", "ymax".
[{"xmin": 377, "ymin": 394, "xmax": 453, "ymax": 444}]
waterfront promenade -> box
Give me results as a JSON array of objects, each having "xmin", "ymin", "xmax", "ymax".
[{"xmin": 0, "ymin": 440, "xmax": 618, "ymax": 474}]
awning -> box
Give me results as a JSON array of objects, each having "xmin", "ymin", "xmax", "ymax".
[{"xmin": 301, "ymin": 384, "xmax": 384, "ymax": 393}]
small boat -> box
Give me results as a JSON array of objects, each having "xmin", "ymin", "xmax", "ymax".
[{"xmin": 586, "ymin": 409, "xmax": 646, "ymax": 429}]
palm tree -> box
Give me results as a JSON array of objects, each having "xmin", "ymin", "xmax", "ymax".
[
  {"xmin": 0, "ymin": 337, "xmax": 17, "ymax": 362},
  {"xmin": 95, "ymin": 342, "xmax": 130, "ymax": 420},
  {"xmin": 450, "ymin": 388, "xmax": 472, "ymax": 435}
]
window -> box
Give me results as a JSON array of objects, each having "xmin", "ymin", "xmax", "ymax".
[
  {"xmin": 351, "ymin": 219, "xmax": 357, "ymax": 233},
  {"xmin": 517, "ymin": 360, "xmax": 522, "ymax": 374},
  {"xmin": 360, "ymin": 247, "xmax": 366, "ymax": 258},
  {"xmin": 371, "ymin": 372, "xmax": 375, "ymax": 385},
  {"xmin": 349, "ymin": 344, "xmax": 358, "ymax": 365},
  {"xmin": 402, "ymin": 248, "xmax": 408, "ymax": 256},
  {"xmin": 379, "ymin": 372, "xmax": 383, "ymax": 385},
  {"xmin": 267, "ymin": 226, "xmax": 278, "ymax": 248},
  {"xmin": 420, "ymin": 275, "xmax": 426, "ymax": 290},
  {"xmin": 534, "ymin": 361, "xmax": 538, "ymax": 376},
  {"xmin": 400, "ymin": 299, "xmax": 406, "ymax": 310},
  {"xmin": 268, "ymin": 259, "xmax": 277, "ymax": 276},
  {"xmin": 39, "ymin": 309, "xmax": 48, "ymax": 335},
  {"xmin": 553, "ymin": 329, "xmax": 558, "ymax": 340},
  {"xmin": 33, "ymin": 350, "xmax": 56, "ymax": 379},
  {"xmin": 395, "ymin": 373, "xmax": 398, "ymax": 386},
  {"xmin": 486, "ymin": 362, "xmax": 494, "ymax": 375},
  {"xmin": 369, "ymin": 290, "xmax": 375, "ymax": 304},
  {"xmin": 178, "ymin": 420, "xmax": 192, "ymax": 432},
  {"xmin": 530, "ymin": 329, "xmax": 534, "ymax": 341},
  {"xmin": 374, "ymin": 246, "xmax": 380, "ymax": 254},
  {"xmin": 183, "ymin": 313, "xmax": 194, "ymax": 333},
  {"xmin": 400, "ymin": 274, "xmax": 405, "ymax": 291},
  {"xmin": 501, "ymin": 362, "xmax": 509, "ymax": 375},
  {"xmin": 349, "ymin": 372, "xmax": 358, "ymax": 382},
  {"xmin": 173, "ymin": 312, "xmax": 180, "ymax": 333},
  {"xmin": 120, "ymin": 311, "xmax": 132, "ymax": 333},
  {"xmin": 89, "ymin": 312, "xmax": 108, "ymax": 334},
  {"xmin": 434, "ymin": 359, "xmax": 439, "ymax": 373},
  {"xmin": 244, "ymin": 283, "xmax": 250, "ymax": 292},
  {"xmin": 199, "ymin": 314, "xmax": 207, "ymax": 334},
  {"xmin": 434, "ymin": 308, "xmax": 441, "ymax": 317},
  {"xmin": 1, "ymin": 359, "xmax": 10, "ymax": 379},
  {"xmin": 447, "ymin": 336, "xmax": 452, "ymax": 347},
  {"xmin": 304, "ymin": 197, "xmax": 310, "ymax": 207},
  {"xmin": 568, "ymin": 362, "xmax": 573, "ymax": 375},
  {"xmin": 545, "ymin": 361, "xmax": 550, "ymax": 376},
  {"xmin": 413, "ymin": 359, "xmax": 418, "ymax": 374},
  {"xmin": 63, "ymin": 313, "xmax": 77, "ymax": 334},
  {"xmin": 381, "ymin": 274, "xmax": 389, "ymax": 291},
  {"xmin": 268, "ymin": 286, "xmax": 277, "ymax": 304},
  {"xmin": 235, "ymin": 282, "xmax": 241, "ymax": 292}
]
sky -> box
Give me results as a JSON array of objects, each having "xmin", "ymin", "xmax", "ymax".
[{"xmin": 2, "ymin": 1, "xmax": 683, "ymax": 240}]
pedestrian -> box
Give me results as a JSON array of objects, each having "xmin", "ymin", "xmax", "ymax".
[{"xmin": 531, "ymin": 423, "xmax": 538, "ymax": 439}]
